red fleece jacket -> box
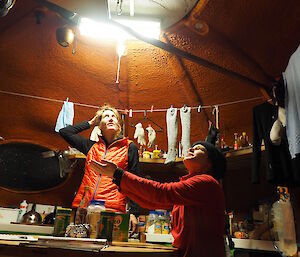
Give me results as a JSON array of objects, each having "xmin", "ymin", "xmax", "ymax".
[{"xmin": 120, "ymin": 172, "xmax": 225, "ymax": 257}]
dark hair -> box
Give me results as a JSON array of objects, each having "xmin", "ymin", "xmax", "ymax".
[{"xmin": 192, "ymin": 141, "xmax": 226, "ymax": 179}]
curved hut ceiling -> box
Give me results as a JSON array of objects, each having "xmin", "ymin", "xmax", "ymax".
[{"xmin": 0, "ymin": 0, "xmax": 300, "ymax": 152}]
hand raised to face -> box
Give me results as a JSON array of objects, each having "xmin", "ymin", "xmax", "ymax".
[{"xmin": 88, "ymin": 159, "xmax": 117, "ymax": 178}]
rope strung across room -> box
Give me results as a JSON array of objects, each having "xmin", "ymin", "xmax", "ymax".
[{"xmin": 0, "ymin": 89, "xmax": 265, "ymax": 114}]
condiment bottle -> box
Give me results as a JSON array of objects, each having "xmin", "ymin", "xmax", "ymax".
[
  {"xmin": 233, "ymin": 133, "xmax": 239, "ymax": 150},
  {"xmin": 240, "ymin": 132, "xmax": 249, "ymax": 147},
  {"xmin": 153, "ymin": 145, "xmax": 160, "ymax": 159},
  {"xmin": 17, "ymin": 200, "xmax": 28, "ymax": 223},
  {"xmin": 75, "ymin": 185, "xmax": 90, "ymax": 224}
]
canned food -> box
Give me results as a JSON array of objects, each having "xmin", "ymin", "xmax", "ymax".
[
  {"xmin": 53, "ymin": 207, "xmax": 72, "ymax": 237},
  {"xmin": 97, "ymin": 211, "xmax": 114, "ymax": 242}
]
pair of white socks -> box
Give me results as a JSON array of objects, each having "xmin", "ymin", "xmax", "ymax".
[{"xmin": 165, "ymin": 106, "xmax": 191, "ymax": 164}]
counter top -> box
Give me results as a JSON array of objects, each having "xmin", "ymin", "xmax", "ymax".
[{"xmin": 0, "ymin": 236, "xmax": 179, "ymax": 257}]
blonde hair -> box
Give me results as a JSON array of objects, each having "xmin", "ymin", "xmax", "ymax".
[{"xmin": 96, "ymin": 104, "xmax": 123, "ymax": 138}]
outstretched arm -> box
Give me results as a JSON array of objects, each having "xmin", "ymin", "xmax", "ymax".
[{"xmin": 88, "ymin": 159, "xmax": 223, "ymax": 210}]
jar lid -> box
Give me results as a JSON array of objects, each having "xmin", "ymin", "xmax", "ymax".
[{"xmin": 90, "ymin": 199, "xmax": 105, "ymax": 206}]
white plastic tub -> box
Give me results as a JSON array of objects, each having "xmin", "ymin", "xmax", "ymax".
[{"xmin": 0, "ymin": 207, "xmax": 20, "ymax": 224}]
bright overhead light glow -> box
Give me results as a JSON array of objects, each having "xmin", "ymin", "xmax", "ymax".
[{"xmin": 79, "ymin": 17, "xmax": 161, "ymax": 41}]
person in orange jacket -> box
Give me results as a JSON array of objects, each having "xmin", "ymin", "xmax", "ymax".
[
  {"xmin": 89, "ymin": 141, "xmax": 226, "ymax": 257},
  {"xmin": 59, "ymin": 104, "xmax": 140, "ymax": 234}
]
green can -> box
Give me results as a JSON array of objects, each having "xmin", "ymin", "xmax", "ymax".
[
  {"xmin": 97, "ymin": 211, "xmax": 115, "ymax": 242},
  {"xmin": 53, "ymin": 207, "xmax": 72, "ymax": 237}
]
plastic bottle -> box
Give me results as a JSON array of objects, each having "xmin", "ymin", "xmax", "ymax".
[
  {"xmin": 153, "ymin": 145, "xmax": 160, "ymax": 159},
  {"xmin": 272, "ymin": 187, "xmax": 297, "ymax": 256},
  {"xmin": 233, "ymin": 133, "xmax": 239, "ymax": 150},
  {"xmin": 17, "ymin": 200, "xmax": 28, "ymax": 223},
  {"xmin": 154, "ymin": 211, "xmax": 164, "ymax": 234},
  {"xmin": 161, "ymin": 211, "xmax": 171, "ymax": 234},
  {"xmin": 75, "ymin": 185, "xmax": 90, "ymax": 224},
  {"xmin": 86, "ymin": 200, "xmax": 105, "ymax": 238},
  {"xmin": 146, "ymin": 211, "xmax": 157, "ymax": 234}
]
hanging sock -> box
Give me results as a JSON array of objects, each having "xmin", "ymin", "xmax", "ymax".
[
  {"xmin": 180, "ymin": 106, "xmax": 191, "ymax": 157},
  {"xmin": 90, "ymin": 126, "xmax": 101, "ymax": 142},
  {"xmin": 55, "ymin": 98, "xmax": 74, "ymax": 132},
  {"xmin": 165, "ymin": 107, "xmax": 178, "ymax": 164}
]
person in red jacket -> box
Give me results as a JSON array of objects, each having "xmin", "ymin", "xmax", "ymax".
[
  {"xmin": 89, "ymin": 141, "xmax": 226, "ymax": 257},
  {"xmin": 59, "ymin": 104, "xmax": 140, "ymax": 234}
]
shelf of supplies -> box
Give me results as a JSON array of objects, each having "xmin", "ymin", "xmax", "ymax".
[
  {"xmin": 69, "ymin": 146, "xmax": 265, "ymax": 163},
  {"xmin": 225, "ymin": 145, "xmax": 265, "ymax": 158}
]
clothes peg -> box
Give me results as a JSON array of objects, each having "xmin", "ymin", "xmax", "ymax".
[
  {"xmin": 171, "ymin": 104, "xmax": 173, "ymax": 109},
  {"xmin": 144, "ymin": 110, "xmax": 147, "ymax": 118},
  {"xmin": 150, "ymin": 105, "xmax": 154, "ymax": 112},
  {"xmin": 197, "ymin": 105, "xmax": 202, "ymax": 113},
  {"xmin": 129, "ymin": 109, "xmax": 133, "ymax": 117}
]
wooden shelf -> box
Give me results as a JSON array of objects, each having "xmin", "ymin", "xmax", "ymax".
[{"xmin": 68, "ymin": 146, "xmax": 265, "ymax": 165}]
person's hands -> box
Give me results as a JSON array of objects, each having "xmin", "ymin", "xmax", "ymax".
[
  {"xmin": 88, "ymin": 115, "xmax": 100, "ymax": 126},
  {"xmin": 88, "ymin": 159, "xmax": 117, "ymax": 178},
  {"xmin": 129, "ymin": 214, "xmax": 138, "ymax": 237}
]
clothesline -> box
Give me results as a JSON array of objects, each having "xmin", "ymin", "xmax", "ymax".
[{"xmin": 0, "ymin": 89, "xmax": 265, "ymax": 114}]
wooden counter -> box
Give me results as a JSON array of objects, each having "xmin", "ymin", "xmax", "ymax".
[{"xmin": 0, "ymin": 239, "xmax": 179, "ymax": 257}]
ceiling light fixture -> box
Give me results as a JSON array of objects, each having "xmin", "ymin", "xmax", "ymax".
[
  {"xmin": 129, "ymin": 0, "xmax": 134, "ymax": 17},
  {"xmin": 79, "ymin": 17, "xmax": 160, "ymax": 41}
]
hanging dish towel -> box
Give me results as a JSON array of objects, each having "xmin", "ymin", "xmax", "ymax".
[{"xmin": 55, "ymin": 98, "xmax": 74, "ymax": 132}]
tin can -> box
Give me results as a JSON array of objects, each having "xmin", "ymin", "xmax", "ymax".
[
  {"xmin": 97, "ymin": 211, "xmax": 114, "ymax": 242},
  {"xmin": 53, "ymin": 207, "xmax": 72, "ymax": 237}
]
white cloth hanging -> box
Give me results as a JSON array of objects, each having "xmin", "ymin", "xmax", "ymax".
[
  {"xmin": 146, "ymin": 125, "xmax": 156, "ymax": 148},
  {"xmin": 180, "ymin": 106, "xmax": 191, "ymax": 157},
  {"xmin": 283, "ymin": 44, "xmax": 300, "ymax": 158},
  {"xmin": 165, "ymin": 107, "xmax": 178, "ymax": 164},
  {"xmin": 55, "ymin": 98, "xmax": 74, "ymax": 132},
  {"xmin": 134, "ymin": 123, "xmax": 146, "ymax": 146}
]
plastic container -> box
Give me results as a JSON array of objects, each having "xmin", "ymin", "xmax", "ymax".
[
  {"xmin": 86, "ymin": 200, "xmax": 105, "ymax": 239},
  {"xmin": 146, "ymin": 211, "xmax": 157, "ymax": 234},
  {"xmin": 272, "ymin": 188, "xmax": 297, "ymax": 256}
]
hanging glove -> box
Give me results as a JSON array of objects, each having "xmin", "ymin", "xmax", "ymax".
[
  {"xmin": 134, "ymin": 123, "xmax": 146, "ymax": 146},
  {"xmin": 146, "ymin": 125, "xmax": 156, "ymax": 148}
]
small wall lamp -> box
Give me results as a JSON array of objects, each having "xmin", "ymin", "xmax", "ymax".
[{"xmin": 56, "ymin": 27, "xmax": 75, "ymax": 47}]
